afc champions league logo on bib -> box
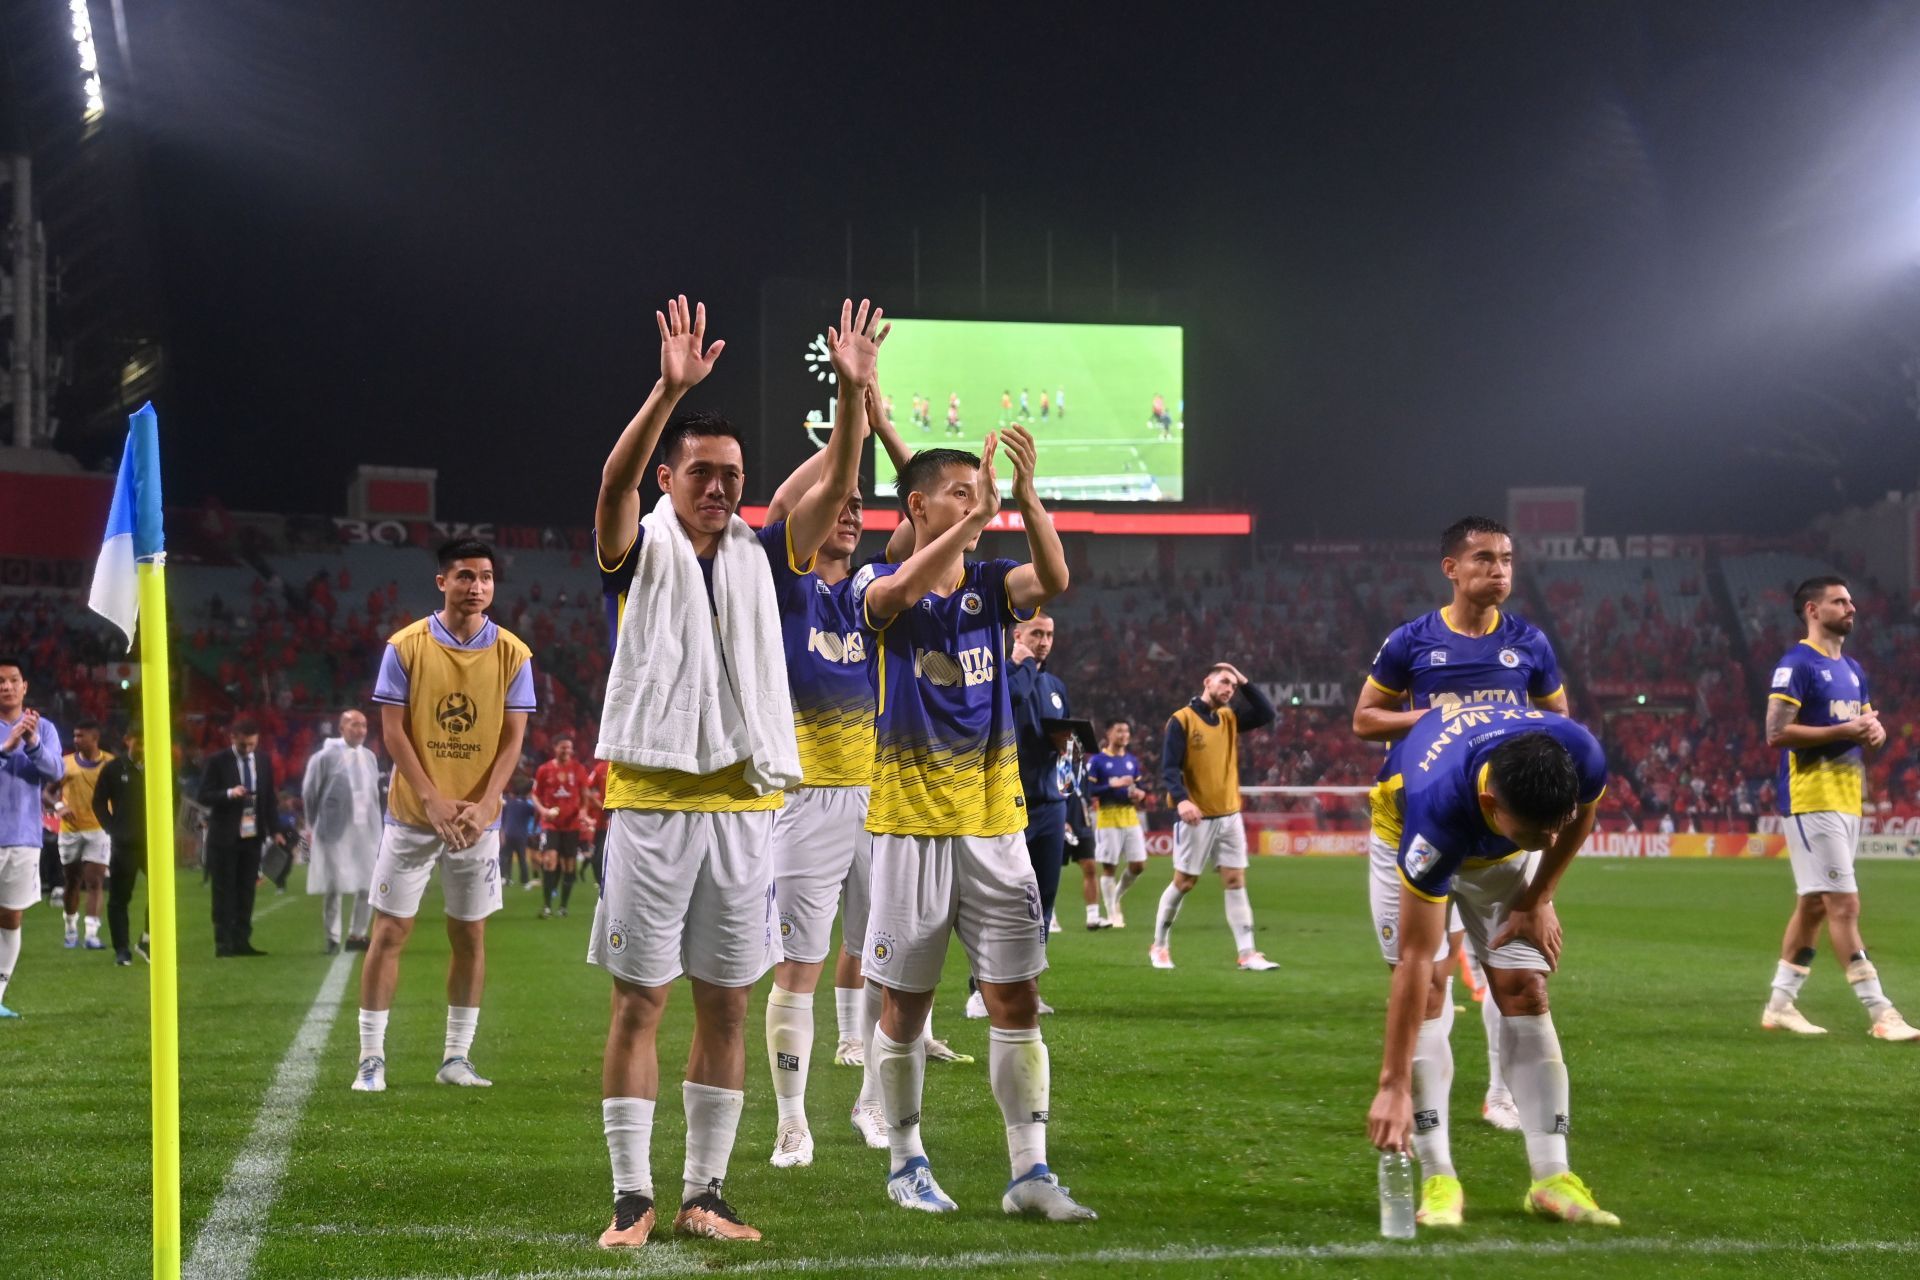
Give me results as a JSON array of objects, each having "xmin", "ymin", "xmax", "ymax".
[
  {"xmin": 607, "ymin": 918, "xmax": 629, "ymax": 955},
  {"xmin": 869, "ymin": 931, "xmax": 895, "ymax": 967},
  {"xmin": 436, "ymin": 691, "xmax": 477, "ymax": 735},
  {"xmin": 1498, "ymin": 648, "xmax": 1520, "ymax": 669}
]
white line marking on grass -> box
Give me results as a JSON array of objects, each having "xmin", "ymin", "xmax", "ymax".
[
  {"xmin": 341, "ymin": 1235, "xmax": 1920, "ymax": 1280},
  {"xmin": 184, "ymin": 947, "xmax": 355, "ymax": 1280}
]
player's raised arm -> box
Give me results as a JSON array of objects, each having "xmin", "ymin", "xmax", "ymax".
[
  {"xmin": 595, "ymin": 295, "xmax": 726, "ymax": 565},
  {"xmin": 1000, "ymin": 424, "xmax": 1069, "ymax": 612},
  {"xmin": 785, "ymin": 299, "xmax": 888, "ymax": 563},
  {"xmin": 1224, "ymin": 666, "xmax": 1276, "ymax": 730},
  {"xmin": 862, "ymin": 435, "xmax": 1002, "ymax": 625}
]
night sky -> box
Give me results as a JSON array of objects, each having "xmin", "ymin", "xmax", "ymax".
[{"xmin": 115, "ymin": 0, "xmax": 1920, "ymax": 536}]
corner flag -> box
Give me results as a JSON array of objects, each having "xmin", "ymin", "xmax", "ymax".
[{"xmin": 86, "ymin": 402, "xmax": 183, "ymax": 1280}]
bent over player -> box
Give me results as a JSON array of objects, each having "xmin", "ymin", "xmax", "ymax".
[
  {"xmin": 1759, "ymin": 576, "xmax": 1917, "ymax": 1041},
  {"xmin": 1367, "ymin": 705, "xmax": 1618, "ymax": 1228},
  {"xmin": 851, "ymin": 425, "xmax": 1093, "ymax": 1220}
]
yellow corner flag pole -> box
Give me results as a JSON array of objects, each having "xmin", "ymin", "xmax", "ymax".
[{"xmin": 89, "ymin": 403, "xmax": 180, "ymax": 1279}]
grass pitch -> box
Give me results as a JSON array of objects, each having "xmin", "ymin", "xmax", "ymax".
[
  {"xmin": 4, "ymin": 858, "xmax": 1919, "ymax": 1279},
  {"xmin": 873, "ymin": 318, "xmax": 1184, "ymax": 502}
]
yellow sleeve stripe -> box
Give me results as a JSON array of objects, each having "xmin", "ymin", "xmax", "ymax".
[
  {"xmin": 1398, "ymin": 866, "xmax": 1448, "ymax": 904},
  {"xmin": 861, "ymin": 591, "xmax": 894, "ymax": 634},
  {"xmin": 1366, "ymin": 676, "xmax": 1406, "ymax": 698},
  {"xmin": 1539, "ymin": 685, "xmax": 1566, "ymax": 703},
  {"xmin": 597, "ymin": 530, "xmax": 638, "ymax": 575},
  {"xmin": 1769, "ymin": 692, "xmax": 1802, "ymax": 707},
  {"xmin": 785, "ymin": 520, "xmax": 814, "ymax": 576}
]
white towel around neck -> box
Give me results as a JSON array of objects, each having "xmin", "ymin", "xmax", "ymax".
[{"xmin": 596, "ymin": 494, "xmax": 801, "ymax": 793}]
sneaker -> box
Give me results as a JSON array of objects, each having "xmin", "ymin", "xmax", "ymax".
[
  {"xmin": 1761, "ymin": 1002, "xmax": 1828, "ymax": 1035},
  {"xmin": 850, "ymin": 1098, "xmax": 888, "ymax": 1148},
  {"xmin": 1870, "ymin": 1008, "xmax": 1920, "ymax": 1042},
  {"xmin": 1048, "ymin": 916, "xmax": 1062, "ymax": 933},
  {"xmin": 1036, "ymin": 998, "xmax": 1056, "ymax": 1016},
  {"xmin": 924, "ymin": 1038, "xmax": 974, "ymax": 1064},
  {"xmin": 1149, "ymin": 943, "xmax": 1174, "ymax": 970},
  {"xmin": 597, "ymin": 1193, "xmax": 655, "ymax": 1248},
  {"xmin": 672, "ymin": 1191, "xmax": 761, "ymax": 1241},
  {"xmin": 1482, "ymin": 1091, "xmax": 1522, "ymax": 1131},
  {"xmin": 63, "ymin": 931, "xmax": 78, "ymax": 949},
  {"xmin": 1002, "ymin": 1164, "xmax": 1097, "ymax": 1221},
  {"xmin": 522, "ymin": 880, "xmax": 540, "ymax": 890},
  {"xmin": 344, "ymin": 937, "xmax": 368, "ymax": 953},
  {"xmin": 1086, "ymin": 918, "xmax": 1110, "ymax": 931},
  {"xmin": 834, "ymin": 1036, "xmax": 865, "ymax": 1066},
  {"xmin": 0, "ymin": 1004, "xmax": 20, "ymax": 1018},
  {"xmin": 84, "ymin": 937, "xmax": 106, "ymax": 951},
  {"xmin": 886, "ymin": 1156, "xmax": 958, "ymax": 1213},
  {"xmin": 1523, "ymin": 1172, "xmax": 1620, "ymax": 1226},
  {"xmin": 324, "ymin": 940, "xmax": 341, "ymax": 955},
  {"xmin": 964, "ymin": 990, "xmax": 989, "ymax": 1020},
  {"xmin": 769, "ymin": 1120, "xmax": 814, "ymax": 1168},
  {"xmin": 539, "ymin": 906, "xmax": 552, "ymax": 919},
  {"xmin": 351, "ymin": 1056, "xmax": 387, "ymax": 1092},
  {"xmin": 115, "ymin": 949, "xmax": 132, "ymax": 966},
  {"xmin": 435, "ymin": 1056, "xmax": 493, "ymax": 1087},
  {"xmin": 559, "ymin": 907, "xmax": 569, "ymax": 917},
  {"xmin": 1417, "ymin": 1173, "xmax": 1464, "ymax": 1227},
  {"xmin": 135, "ymin": 934, "xmax": 150, "ymax": 963},
  {"xmin": 1108, "ymin": 910, "xmax": 1126, "ymax": 930},
  {"xmin": 1237, "ymin": 950, "xmax": 1278, "ymax": 972}
]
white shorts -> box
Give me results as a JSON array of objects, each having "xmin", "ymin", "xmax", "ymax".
[
  {"xmin": 1452, "ymin": 850, "xmax": 1548, "ymax": 972},
  {"xmin": 770, "ymin": 786, "xmax": 870, "ymax": 966},
  {"xmin": 58, "ymin": 829, "xmax": 112, "ymax": 867},
  {"xmin": 0, "ymin": 845, "xmax": 40, "ymax": 911},
  {"xmin": 368, "ymin": 825, "xmax": 503, "ymax": 922},
  {"xmin": 862, "ymin": 832, "xmax": 1047, "ymax": 993},
  {"xmin": 588, "ymin": 809, "xmax": 778, "ymax": 989},
  {"xmin": 1173, "ymin": 813, "xmax": 1248, "ymax": 876},
  {"xmin": 1094, "ymin": 824, "xmax": 1146, "ymax": 867},
  {"xmin": 1786, "ymin": 811, "xmax": 1861, "ymax": 895},
  {"xmin": 1367, "ymin": 834, "xmax": 1451, "ymax": 966}
]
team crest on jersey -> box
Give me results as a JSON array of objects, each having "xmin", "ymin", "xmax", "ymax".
[
  {"xmin": 436, "ymin": 692, "xmax": 477, "ymax": 735},
  {"xmin": 814, "ymin": 578, "xmax": 832, "ymax": 594},
  {"xmin": 960, "ymin": 591, "xmax": 983, "ymax": 615},
  {"xmin": 1051, "ymin": 692, "xmax": 1064, "ymax": 710},
  {"xmin": 607, "ymin": 918, "xmax": 629, "ymax": 955},
  {"xmin": 1498, "ymin": 648, "xmax": 1519, "ymax": 669},
  {"xmin": 1430, "ymin": 651, "xmax": 1449, "ymax": 666},
  {"xmin": 1772, "ymin": 667, "xmax": 1793, "ymax": 688},
  {"xmin": 1819, "ymin": 669, "xmax": 1833, "ymax": 683},
  {"xmin": 1404, "ymin": 836, "xmax": 1441, "ymax": 881},
  {"xmin": 869, "ymin": 932, "xmax": 895, "ymax": 966}
]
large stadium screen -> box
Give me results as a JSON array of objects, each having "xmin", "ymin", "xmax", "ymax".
[{"xmin": 870, "ymin": 319, "xmax": 1184, "ymax": 502}]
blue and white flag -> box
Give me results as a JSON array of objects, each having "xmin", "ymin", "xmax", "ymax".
[{"xmin": 88, "ymin": 403, "xmax": 166, "ymax": 650}]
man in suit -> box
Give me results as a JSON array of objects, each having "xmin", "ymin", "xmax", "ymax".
[{"xmin": 197, "ymin": 718, "xmax": 286, "ymax": 957}]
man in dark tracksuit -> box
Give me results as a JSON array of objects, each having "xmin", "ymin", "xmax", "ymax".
[
  {"xmin": 93, "ymin": 728, "xmax": 151, "ymax": 965},
  {"xmin": 1009, "ymin": 613, "xmax": 1073, "ymax": 925}
]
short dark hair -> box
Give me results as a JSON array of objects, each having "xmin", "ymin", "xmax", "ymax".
[
  {"xmin": 1485, "ymin": 732, "xmax": 1581, "ymax": 829},
  {"xmin": 0, "ymin": 657, "xmax": 22, "ymax": 677},
  {"xmin": 1442, "ymin": 516, "xmax": 1510, "ymax": 559},
  {"xmin": 232, "ymin": 717, "xmax": 260, "ymax": 737},
  {"xmin": 74, "ymin": 718, "xmax": 101, "ymax": 733},
  {"xmin": 1105, "ymin": 717, "xmax": 1129, "ymax": 731},
  {"xmin": 437, "ymin": 537, "xmax": 496, "ymax": 572},
  {"xmin": 897, "ymin": 448, "xmax": 980, "ymax": 500},
  {"xmin": 1793, "ymin": 575, "xmax": 1848, "ymax": 622},
  {"xmin": 661, "ymin": 411, "xmax": 743, "ymax": 467}
]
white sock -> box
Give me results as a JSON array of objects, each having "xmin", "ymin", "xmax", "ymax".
[
  {"xmin": 874, "ymin": 1027, "xmax": 928, "ymax": 1170},
  {"xmin": 989, "ymin": 1025, "xmax": 1049, "ymax": 1177},
  {"xmin": 1501, "ymin": 1011, "xmax": 1571, "ymax": 1179},
  {"xmin": 1847, "ymin": 957, "xmax": 1894, "ymax": 1019},
  {"xmin": 834, "ymin": 985, "xmax": 861, "ymax": 1042},
  {"xmin": 358, "ymin": 1008, "xmax": 388, "ymax": 1060},
  {"xmin": 921, "ymin": 1008, "xmax": 937, "ymax": 1047},
  {"xmin": 602, "ymin": 1096, "xmax": 655, "ymax": 1198},
  {"xmin": 1153, "ymin": 884, "xmax": 1185, "ymax": 946},
  {"xmin": 857, "ymin": 980, "xmax": 885, "ymax": 1108},
  {"xmin": 766, "ymin": 986, "xmax": 813, "ymax": 1127},
  {"xmin": 65, "ymin": 911, "xmax": 78, "ymax": 934},
  {"xmin": 1099, "ymin": 876, "xmax": 1119, "ymax": 918},
  {"xmin": 1768, "ymin": 959, "xmax": 1812, "ymax": 1012},
  {"xmin": 444, "ymin": 1005, "xmax": 479, "ymax": 1062},
  {"xmin": 0, "ymin": 926, "xmax": 20, "ymax": 1005},
  {"xmin": 1224, "ymin": 886, "xmax": 1256, "ymax": 954},
  {"xmin": 1483, "ymin": 990, "xmax": 1508, "ymax": 1099},
  {"xmin": 84, "ymin": 915, "xmax": 101, "ymax": 941},
  {"xmin": 1085, "ymin": 902, "xmax": 1101, "ymax": 925},
  {"xmin": 1119, "ymin": 865, "xmax": 1141, "ymax": 898},
  {"xmin": 681, "ymin": 1081, "xmax": 744, "ymax": 1205},
  {"xmin": 1411, "ymin": 1008, "xmax": 1456, "ymax": 1178}
]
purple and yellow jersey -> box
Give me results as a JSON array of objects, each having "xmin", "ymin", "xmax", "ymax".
[
  {"xmin": 764, "ymin": 521, "xmax": 874, "ymax": 788},
  {"xmin": 1392, "ymin": 705, "xmax": 1607, "ymax": 902},
  {"xmin": 1367, "ymin": 607, "xmax": 1563, "ymax": 845},
  {"xmin": 1770, "ymin": 642, "xmax": 1871, "ymax": 817},
  {"xmin": 1085, "ymin": 749, "xmax": 1144, "ymax": 829},
  {"xmin": 850, "ymin": 557, "xmax": 1033, "ymax": 837}
]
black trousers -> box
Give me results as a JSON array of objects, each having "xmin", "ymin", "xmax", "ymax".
[
  {"xmin": 1025, "ymin": 799, "xmax": 1068, "ymax": 923},
  {"xmin": 207, "ymin": 836, "xmax": 263, "ymax": 952},
  {"xmin": 108, "ymin": 841, "xmax": 148, "ymax": 952}
]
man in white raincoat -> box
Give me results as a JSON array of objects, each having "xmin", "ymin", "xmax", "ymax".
[{"xmin": 304, "ymin": 709, "xmax": 383, "ymax": 953}]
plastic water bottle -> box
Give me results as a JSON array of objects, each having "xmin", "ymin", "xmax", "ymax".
[{"xmin": 1378, "ymin": 1150, "xmax": 1416, "ymax": 1239}]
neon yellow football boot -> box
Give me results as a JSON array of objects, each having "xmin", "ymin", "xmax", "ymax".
[
  {"xmin": 1523, "ymin": 1172, "xmax": 1620, "ymax": 1226},
  {"xmin": 1416, "ymin": 1173, "xmax": 1464, "ymax": 1227}
]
